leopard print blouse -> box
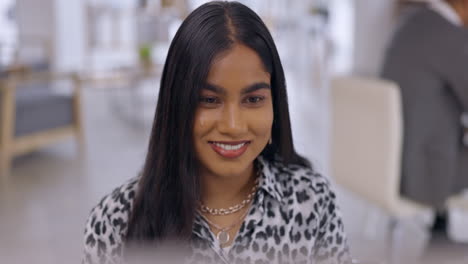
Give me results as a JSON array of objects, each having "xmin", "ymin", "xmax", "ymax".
[{"xmin": 82, "ymin": 156, "xmax": 352, "ymax": 264}]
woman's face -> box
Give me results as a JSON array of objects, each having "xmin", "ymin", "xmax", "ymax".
[{"xmin": 194, "ymin": 44, "xmax": 274, "ymax": 178}]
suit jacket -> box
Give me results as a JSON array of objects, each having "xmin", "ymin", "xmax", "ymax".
[{"xmin": 381, "ymin": 7, "xmax": 468, "ymax": 209}]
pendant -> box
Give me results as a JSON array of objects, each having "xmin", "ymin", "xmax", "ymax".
[{"xmin": 216, "ymin": 230, "xmax": 230, "ymax": 245}]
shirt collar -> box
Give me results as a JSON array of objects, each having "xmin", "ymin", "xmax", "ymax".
[
  {"xmin": 256, "ymin": 155, "xmax": 284, "ymax": 203},
  {"xmin": 429, "ymin": 0, "xmax": 463, "ymax": 26},
  {"xmin": 192, "ymin": 155, "xmax": 285, "ymax": 251}
]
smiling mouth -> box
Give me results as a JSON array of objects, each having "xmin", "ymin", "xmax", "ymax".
[{"xmin": 208, "ymin": 141, "xmax": 251, "ymax": 159}]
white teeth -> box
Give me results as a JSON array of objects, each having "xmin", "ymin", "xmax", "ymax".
[{"xmin": 213, "ymin": 142, "xmax": 246, "ymax": 151}]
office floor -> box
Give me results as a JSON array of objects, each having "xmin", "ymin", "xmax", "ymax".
[{"xmin": 0, "ymin": 83, "xmax": 467, "ymax": 264}]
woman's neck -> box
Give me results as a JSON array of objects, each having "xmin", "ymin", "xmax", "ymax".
[{"xmin": 200, "ymin": 163, "xmax": 257, "ymax": 208}]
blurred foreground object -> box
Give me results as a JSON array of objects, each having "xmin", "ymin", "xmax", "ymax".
[
  {"xmin": 0, "ymin": 67, "xmax": 84, "ymax": 178},
  {"xmin": 330, "ymin": 76, "xmax": 434, "ymax": 263}
]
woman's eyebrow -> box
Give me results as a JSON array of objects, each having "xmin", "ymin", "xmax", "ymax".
[
  {"xmin": 203, "ymin": 82, "xmax": 271, "ymax": 95},
  {"xmin": 241, "ymin": 82, "xmax": 271, "ymax": 94},
  {"xmin": 204, "ymin": 83, "xmax": 226, "ymax": 94}
]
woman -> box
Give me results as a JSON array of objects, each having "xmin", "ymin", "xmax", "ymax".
[{"xmin": 82, "ymin": 1, "xmax": 350, "ymax": 264}]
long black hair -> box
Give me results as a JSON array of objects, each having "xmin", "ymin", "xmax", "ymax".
[{"xmin": 125, "ymin": 0, "xmax": 310, "ymax": 247}]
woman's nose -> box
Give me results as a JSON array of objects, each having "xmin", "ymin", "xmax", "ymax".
[{"xmin": 217, "ymin": 103, "xmax": 248, "ymax": 136}]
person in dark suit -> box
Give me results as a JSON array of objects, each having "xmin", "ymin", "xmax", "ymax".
[{"xmin": 381, "ymin": 0, "xmax": 468, "ymax": 212}]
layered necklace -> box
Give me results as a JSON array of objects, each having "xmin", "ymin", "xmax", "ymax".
[{"xmin": 199, "ymin": 176, "xmax": 260, "ymax": 246}]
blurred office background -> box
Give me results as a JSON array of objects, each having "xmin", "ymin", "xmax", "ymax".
[{"xmin": 0, "ymin": 0, "xmax": 467, "ymax": 263}]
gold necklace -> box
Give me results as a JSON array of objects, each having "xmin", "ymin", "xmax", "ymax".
[
  {"xmin": 199, "ymin": 202, "xmax": 252, "ymax": 246},
  {"xmin": 199, "ymin": 175, "xmax": 260, "ymax": 216}
]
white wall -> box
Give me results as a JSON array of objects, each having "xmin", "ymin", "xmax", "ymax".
[
  {"xmin": 16, "ymin": 0, "xmax": 54, "ymax": 38},
  {"xmin": 54, "ymin": 0, "xmax": 86, "ymax": 72},
  {"xmin": 329, "ymin": 0, "xmax": 397, "ymax": 77},
  {"xmin": 16, "ymin": 0, "xmax": 137, "ymax": 72},
  {"xmin": 329, "ymin": 0, "xmax": 355, "ymax": 75},
  {"xmin": 16, "ymin": 0, "xmax": 85, "ymax": 71},
  {"xmin": 0, "ymin": 0, "xmax": 17, "ymax": 65},
  {"xmin": 352, "ymin": 0, "xmax": 397, "ymax": 76},
  {"xmin": 16, "ymin": 0, "xmax": 55, "ymax": 63},
  {"xmin": 86, "ymin": 7, "xmax": 137, "ymax": 71}
]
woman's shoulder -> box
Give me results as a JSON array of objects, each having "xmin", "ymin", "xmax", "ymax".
[
  {"xmin": 82, "ymin": 176, "xmax": 140, "ymax": 263},
  {"xmin": 274, "ymin": 163, "xmax": 350, "ymax": 263},
  {"xmin": 268, "ymin": 156, "xmax": 333, "ymax": 195},
  {"xmin": 266, "ymin": 156, "xmax": 338, "ymax": 213},
  {"xmin": 87, "ymin": 175, "xmax": 139, "ymax": 233}
]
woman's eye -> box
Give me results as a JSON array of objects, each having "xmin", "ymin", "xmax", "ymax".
[
  {"xmin": 245, "ymin": 96, "xmax": 265, "ymax": 104},
  {"xmin": 199, "ymin": 96, "xmax": 220, "ymax": 105}
]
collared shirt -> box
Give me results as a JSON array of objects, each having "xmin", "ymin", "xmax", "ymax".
[
  {"xmin": 429, "ymin": 0, "xmax": 463, "ymax": 26},
  {"xmin": 82, "ymin": 156, "xmax": 352, "ymax": 264}
]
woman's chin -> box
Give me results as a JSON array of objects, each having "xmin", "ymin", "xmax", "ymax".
[
  {"xmin": 196, "ymin": 145, "xmax": 260, "ymax": 179},
  {"xmin": 206, "ymin": 158, "xmax": 255, "ymax": 179},
  {"xmin": 210, "ymin": 166, "xmax": 250, "ymax": 179}
]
